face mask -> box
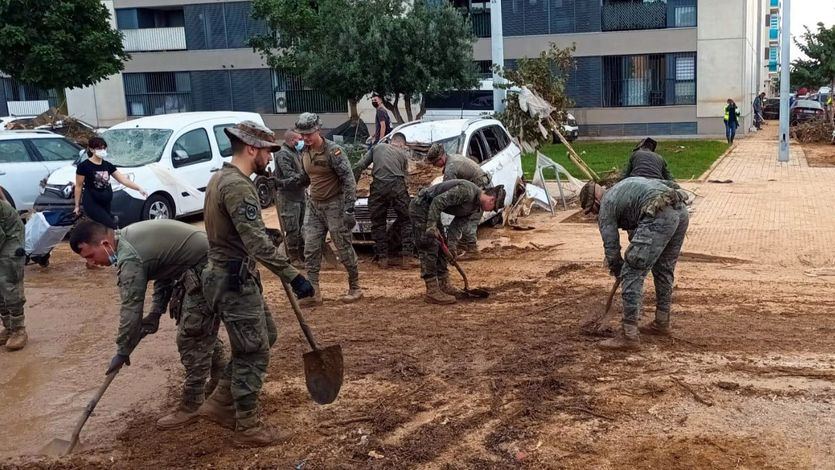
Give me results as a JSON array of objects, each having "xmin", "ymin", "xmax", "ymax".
[
  {"xmin": 104, "ymin": 244, "xmax": 117, "ymax": 265},
  {"xmin": 94, "ymin": 149, "xmax": 108, "ymax": 158},
  {"xmin": 295, "ymin": 140, "xmax": 304, "ymax": 152}
]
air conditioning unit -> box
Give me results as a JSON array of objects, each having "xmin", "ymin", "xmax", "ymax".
[{"xmin": 275, "ymin": 91, "xmax": 288, "ymax": 113}]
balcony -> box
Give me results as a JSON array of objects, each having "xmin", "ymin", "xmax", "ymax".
[
  {"xmin": 769, "ymin": 27, "xmax": 779, "ymax": 42},
  {"xmin": 6, "ymin": 100, "xmax": 51, "ymax": 115},
  {"xmin": 770, "ymin": 0, "xmax": 780, "ymax": 11},
  {"xmin": 602, "ymin": 0, "xmax": 696, "ymax": 32},
  {"xmin": 122, "ymin": 27, "xmax": 186, "ymax": 52}
]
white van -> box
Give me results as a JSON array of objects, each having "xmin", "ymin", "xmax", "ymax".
[{"xmin": 34, "ymin": 112, "xmax": 274, "ymax": 226}]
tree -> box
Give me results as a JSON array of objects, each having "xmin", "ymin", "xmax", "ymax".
[
  {"xmin": 368, "ymin": 2, "xmax": 479, "ymax": 123},
  {"xmin": 793, "ymin": 22, "xmax": 835, "ymax": 121},
  {"xmin": 493, "ymin": 43, "xmax": 576, "ymax": 151},
  {"xmin": 0, "ymin": 0, "xmax": 129, "ymax": 108}
]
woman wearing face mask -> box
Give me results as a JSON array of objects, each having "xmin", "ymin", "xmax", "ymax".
[{"xmin": 74, "ymin": 137, "xmax": 147, "ymax": 229}]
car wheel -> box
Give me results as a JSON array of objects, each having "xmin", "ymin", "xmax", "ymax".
[
  {"xmin": 142, "ymin": 194, "xmax": 173, "ymax": 220},
  {"xmin": 255, "ymin": 176, "xmax": 274, "ymax": 208}
]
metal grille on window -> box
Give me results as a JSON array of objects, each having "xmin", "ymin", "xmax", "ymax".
[
  {"xmin": 671, "ymin": 53, "xmax": 696, "ymax": 105},
  {"xmin": 123, "ymin": 72, "xmax": 192, "ymax": 116},
  {"xmin": 603, "ymin": 54, "xmax": 666, "ymax": 107},
  {"xmin": 272, "ymin": 71, "xmax": 348, "ymax": 114}
]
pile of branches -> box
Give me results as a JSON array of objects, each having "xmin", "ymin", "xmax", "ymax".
[
  {"xmin": 6, "ymin": 108, "xmax": 98, "ymax": 146},
  {"xmin": 791, "ymin": 119, "xmax": 835, "ymax": 144}
]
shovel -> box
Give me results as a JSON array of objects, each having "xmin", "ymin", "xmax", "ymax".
[
  {"xmin": 436, "ymin": 233, "xmax": 490, "ymax": 299},
  {"xmin": 580, "ymin": 277, "xmax": 621, "ymax": 334},
  {"xmin": 272, "ymin": 205, "xmax": 343, "ymax": 404},
  {"xmin": 40, "ymin": 367, "xmax": 122, "ymax": 456}
]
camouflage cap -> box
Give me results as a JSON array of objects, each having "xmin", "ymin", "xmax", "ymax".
[
  {"xmin": 294, "ymin": 112, "xmax": 322, "ymax": 134},
  {"xmin": 484, "ymin": 185, "xmax": 507, "ymax": 211},
  {"xmin": 579, "ymin": 181, "xmax": 600, "ymax": 214},
  {"xmin": 426, "ymin": 143, "xmax": 446, "ymax": 163},
  {"xmin": 224, "ymin": 120, "xmax": 281, "ymax": 151}
]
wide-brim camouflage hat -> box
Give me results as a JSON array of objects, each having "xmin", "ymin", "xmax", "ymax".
[
  {"xmin": 294, "ymin": 112, "xmax": 322, "ymax": 134},
  {"xmin": 579, "ymin": 181, "xmax": 599, "ymax": 213},
  {"xmin": 224, "ymin": 120, "xmax": 281, "ymax": 150},
  {"xmin": 485, "ymin": 185, "xmax": 507, "ymax": 211},
  {"xmin": 633, "ymin": 137, "xmax": 658, "ymax": 152},
  {"xmin": 426, "ymin": 143, "xmax": 445, "ymax": 163}
]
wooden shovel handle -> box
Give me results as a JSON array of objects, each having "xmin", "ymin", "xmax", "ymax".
[
  {"xmin": 604, "ymin": 277, "xmax": 621, "ymax": 315},
  {"xmin": 67, "ymin": 369, "xmax": 120, "ymax": 453},
  {"xmin": 436, "ymin": 233, "xmax": 471, "ymax": 291}
]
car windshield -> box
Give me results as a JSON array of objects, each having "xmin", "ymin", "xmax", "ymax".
[
  {"xmin": 101, "ymin": 128, "xmax": 173, "ymax": 167},
  {"xmin": 435, "ymin": 136, "xmax": 462, "ymax": 155}
]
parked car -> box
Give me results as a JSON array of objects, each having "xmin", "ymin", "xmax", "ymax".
[
  {"xmin": 762, "ymin": 98, "xmax": 781, "ymax": 120},
  {"xmin": 790, "ymin": 99, "xmax": 825, "ymax": 126},
  {"xmin": 0, "ymin": 115, "xmax": 37, "ymax": 130},
  {"xmin": 34, "ymin": 112, "xmax": 275, "ymax": 226},
  {"xmin": 352, "ymin": 118, "xmax": 523, "ymax": 243},
  {"xmin": 552, "ymin": 113, "xmax": 579, "ymax": 142},
  {"xmin": 0, "ymin": 130, "xmax": 83, "ymax": 212}
]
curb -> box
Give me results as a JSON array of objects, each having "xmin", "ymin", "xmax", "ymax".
[{"xmin": 697, "ymin": 143, "xmax": 736, "ymax": 182}]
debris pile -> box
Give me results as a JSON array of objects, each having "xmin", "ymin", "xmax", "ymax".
[
  {"xmin": 790, "ymin": 119, "xmax": 835, "ymax": 143},
  {"xmin": 355, "ymin": 158, "xmax": 442, "ymax": 198},
  {"xmin": 5, "ymin": 108, "xmax": 98, "ymax": 145}
]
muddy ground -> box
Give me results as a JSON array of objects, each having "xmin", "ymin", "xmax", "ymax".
[{"xmin": 802, "ymin": 142, "xmax": 835, "ymax": 167}]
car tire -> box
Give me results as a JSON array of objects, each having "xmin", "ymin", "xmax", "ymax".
[
  {"xmin": 142, "ymin": 194, "xmax": 174, "ymax": 221},
  {"xmin": 255, "ymin": 175, "xmax": 274, "ymax": 208}
]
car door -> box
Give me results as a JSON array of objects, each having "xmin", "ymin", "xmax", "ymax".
[
  {"xmin": 0, "ymin": 139, "xmax": 50, "ymax": 211},
  {"xmin": 28, "ymin": 137, "xmax": 82, "ymax": 173},
  {"xmin": 473, "ymin": 124, "xmax": 521, "ymax": 216},
  {"xmin": 168, "ymin": 126, "xmax": 216, "ymax": 214}
]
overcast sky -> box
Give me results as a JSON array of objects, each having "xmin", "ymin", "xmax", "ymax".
[{"xmin": 789, "ymin": 0, "xmax": 835, "ymax": 60}]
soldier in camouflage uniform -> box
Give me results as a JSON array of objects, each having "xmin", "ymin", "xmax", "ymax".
[
  {"xmin": 296, "ymin": 113, "xmax": 362, "ymax": 304},
  {"xmin": 0, "ymin": 191, "xmax": 27, "ymax": 351},
  {"xmin": 69, "ymin": 219, "xmax": 227, "ymax": 429},
  {"xmin": 200, "ymin": 121, "xmax": 314, "ymax": 447},
  {"xmin": 409, "ymin": 179, "xmax": 505, "ymax": 304},
  {"xmin": 352, "ymin": 133, "xmax": 413, "ymax": 268},
  {"xmin": 580, "ymin": 177, "xmax": 689, "ymax": 351},
  {"xmin": 426, "ymin": 144, "xmax": 491, "ymax": 259},
  {"xmin": 273, "ymin": 130, "xmax": 308, "ymax": 265}
]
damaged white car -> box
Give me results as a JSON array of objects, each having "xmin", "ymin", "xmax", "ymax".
[{"xmin": 352, "ymin": 118, "xmax": 523, "ymax": 243}]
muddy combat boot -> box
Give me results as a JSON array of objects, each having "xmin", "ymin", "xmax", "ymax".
[
  {"xmin": 5, "ymin": 328, "xmax": 28, "ymax": 351},
  {"xmin": 233, "ymin": 420, "xmax": 292, "ymax": 448},
  {"xmin": 457, "ymin": 245, "xmax": 482, "ymax": 261},
  {"xmin": 640, "ymin": 310, "xmax": 671, "ymax": 336},
  {"xmin": 341, "ymin": 271, "xmax": 363, "ymax": 304},
  {"xmin": 438, "ymin": 276, "xmax": 463, "ymax": 298},
  {"xmin": 198, "ymin": 380, "xmax": 235, "ymax": 429},
  {"xmin": 298, "ymin": 284, "xmax": 323, "ymax": 307},
  {"xmin": 598, "ymin": 324, "xmax": 641, "ymax": 351},
  {"xmin": 0, "ymin": 329, "xmax": 9, "ymax": 347},
  {"xmin": 424, "ymin": 279, "xmax": 456, "ymax": 305},
  {"xmin": 157, "ymin": 403, "xmax": 201, "ymax": 430}
]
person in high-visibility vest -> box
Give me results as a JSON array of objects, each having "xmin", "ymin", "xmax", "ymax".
[{"xmin": 723, "ymin": 98, "xmax": 741, "ymax": 144}]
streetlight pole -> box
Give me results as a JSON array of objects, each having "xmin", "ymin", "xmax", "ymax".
[
  {"xmin": 778, "ymin": 0, "xmax": 791, "ymax": 162},
  {"xmin": 490, "ymin": 0, "xmax": 506, "ymax": 113}
]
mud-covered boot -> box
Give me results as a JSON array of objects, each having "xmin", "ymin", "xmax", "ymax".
[
  {"xmin": 5, "ymin": 327, "xmax": 27, "ymax": 351},
  {"xmin": 298, "ymin": 284, "xmax": 323, "ymax": 307},
  {"xmin": 438, "ymin": 276, "xmax": 463, "ymax": 298},
  {"xmin": 341, "ymin": 271, "xmax": 363, "ymax": 304},
  {"xmin": 424, "ymin": 279, "xmax": 456, "ymax": 305},
  {"xmin": 198, "ymin": 380, "xmax": 235, "ymax": 429},
  {"xmin": 457, "ymin": 245, "xmax": 481, "ymax": 261},
  {"xmin": 598, "ymin": 323, "xmax": 641, "ymax": 351},
  {"xmin": 157, "ymin": 402, "xmax": 201, "ymax": 430},
  {"xmin": 640, "ymin": 310, "xmax": 671, "ymax": 336},
  {"xmin": 0, "ymin": 329, "xmax": 9, "ymax": 347},
  {"xmin": 233, "ymin": 414, "xmax": 291, "ymax": 448}
]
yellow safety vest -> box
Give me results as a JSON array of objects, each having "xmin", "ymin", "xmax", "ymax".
[{"xmin": 724, "ymin": 105, "xmax": 740, "ymax": 121}]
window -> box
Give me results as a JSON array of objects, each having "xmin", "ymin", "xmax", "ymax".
[
  {"xmin": 124, "ymin": 72, "xmax": 192, "ymax": 116},
  {"xmin": 30, "ymin": 138, "xmax": 80, "ymax": 162},
  {"xmin": 481, "ymin": 125, "xmax": 510, "ymax": 156},
  {"xmin": 467, "ymin": 132, "xmax": 488, "ymax": 163},
  {"xmin": 213, "ymin": 124, "xmax": 235, "ymax": 158},
  {"xmin": 0, "ymin": 140, "xmax": 30, "ymax": 163},
  {"xmin": 671, "ymin": 53, "xmax": 696, "ymax": 105},
  {"xmin": 116, "ymin": 8, "xmax": 184, "ymax": 29},
  {"xmin": 171, "ymin": 129, "xmax": 212, "ymax": 168},
  {"xmin": 603, "ymin": 52, "xmax": 696, "ymax": 107}
]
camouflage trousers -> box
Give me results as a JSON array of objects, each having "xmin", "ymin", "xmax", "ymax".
[
  {"xmin": 175, "ymin": 262, "xmax": 227, "ymax": 409},
  {"xmin": 620, "ymin": 206, "xmax": 689, "ymax": 325},
  {"xmin": 202, "ymin": 263, "xmax": 277, "ymax": 428},
  {"xmin": 0, "ymin": 239, "xmax": 25, "ymax": 331},
  {"xmin": 447, "ymin": 208, "xmax": 481, "ymax": 253},
  {"xmin": 303, "ymin": 195, "xmax": 359, "ymax": 288},
  {"xmin": 409, "ymin": 198, "xmax": 449, "ymax": 281},
  {"xmin": 368, "ymin": 179, "xmax": 413, "ymax": 259},
  {"xmin": 276, "ymin": 195, "xmax": 305, "ymax": 261}
]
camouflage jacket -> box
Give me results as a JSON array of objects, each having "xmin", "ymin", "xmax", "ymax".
[
  {"xmin": 273, "ymin": 143, "xmax": 308, "ymax": 202},
  {"xmin": 622, "ymin": 150, "xmax": 673, "ymax": 181},
  {"xmin": 114, "ymin": 220, "xmax": 208, "ymax": 356},
  {"xmin": 419, "ymin": 179, "xmax": 482, "ymax": 227},
  {"xmin": 0, "ymin": 199, "xmax": 23, "ymax": 251},
  {"xmin": 443, "ymin": 155, "xmax": 490, "ymax": 188},
  {"xmin": 597, "ymin": 177, "xmax": 682, "ymax": 267}
]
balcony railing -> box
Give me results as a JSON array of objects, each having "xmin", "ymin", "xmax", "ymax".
[
  {"xmin": 6, "ymin": 100, "xmax": 51, "ymax": 115},
  {"xmin": 469, "ymin": 9, "xmax": 490, "ymax": 38},
  {"xmin": 602, "ymin": 0, "xmax": 696, "ymax": 32},
  {"xmin": 122, "ymin": 27, "xmax": 186, "ymax": 52}
]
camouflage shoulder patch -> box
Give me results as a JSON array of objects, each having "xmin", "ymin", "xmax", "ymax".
[{"xmin": 237, "ymin": 195, "xmax": 261, "ymax": 221}]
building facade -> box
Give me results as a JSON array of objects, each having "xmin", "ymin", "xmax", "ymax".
[{"xmin": 1, "ymin": 0, "xmax": 774, "ymax": 138}]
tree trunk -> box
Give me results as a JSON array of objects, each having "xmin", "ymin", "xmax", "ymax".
[
  {"xmin": 416, "ymin": 94, "xmax": 427, "ymax": 120},
  {"xmin": 384, "ymin": 94, "xmax": 405, "ymax": 124},
  {"xmin": 55, "ymin": 88, "xmax": 68, "ymax": 115},
  {"xmin": 404, "ymin": 94, "xmax": 414, "ymax": 122},
  {"xmin": 348, "ymin": 99, "xmax": 360, "ymax": 123}
]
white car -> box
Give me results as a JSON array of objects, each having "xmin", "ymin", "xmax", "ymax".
[
  {"xmin": 0, "ymin": 130, "xmax": 83, "ymax": 212},
  {"xmin": 34, "ymin": 112, "xmax": 275, "ymax": 225},
  {"xmin": 352, "ymin": 118, "xmax": 523, "ymax": 242}
]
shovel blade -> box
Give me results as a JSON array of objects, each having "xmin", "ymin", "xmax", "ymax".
[
  {"xmin": 39, "ymin": 439, "xmax": 73, "ymax": 457},
  {"xmin": 303, "ymin": 345, "xmax": 344, "ymax": 405},
  {"xmin": 465, "ymin": 288, "xmax": 490, "ymax": 299}
]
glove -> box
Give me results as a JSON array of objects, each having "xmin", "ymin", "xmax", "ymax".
[
  {"xmin": 106, "ymin": 354, "xmax": 130, "ymax": 375},
  {"xmin": 343, "ymin": 209, "xmax": 356, "ymax": 230},
  {"xmin": 290, "ymin": 274, "xmax": 315, "ymax": 299},
  {"xmin": 609, "ymin": 258, "xmax": 623, "ymax": 278},
  {"xmin": 140, "ymin": 311, "xmax": 162, "ymax": 335}
]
